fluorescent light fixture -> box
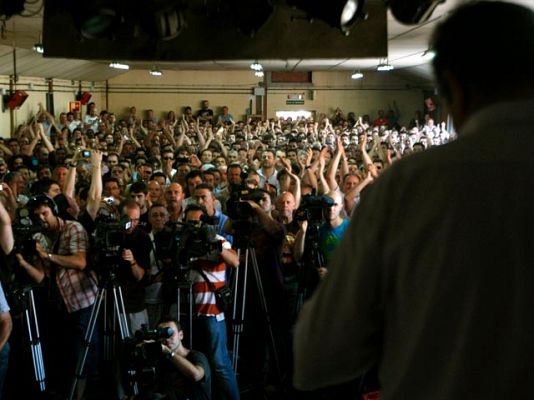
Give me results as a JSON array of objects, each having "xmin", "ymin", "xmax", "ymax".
[
  {"xmin": 250, "ymin": 61, "xmax": 263, "ymax": 71},
  {"xmin": 421, "ymin": 49, "xmax": 436, "ymax": 60},
  {"xmin": 33, "ymin": 43, "xmax": 44, "ymax": 54},
  {"xmin": 255, "ymin": 70, "xmax": 265, "ymax": 77},
  {"xmin": 377, "ymin": 62, "xmax": 394, "ymax": 71},
  {"xmin": 351, "ymin": 71, "xmax": 364, "ymax": 79},
  {"xmin": 109, "ymin": 62, "xmax": 130, "ymax": 70},
  {"xmin": 149, "ymin": 66, "xmax": 162, "ymax": 76}
]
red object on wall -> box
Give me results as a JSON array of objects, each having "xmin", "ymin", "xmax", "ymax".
[
  {"xmin": 5, "ymin": 90, "xmax": 29, "ymax": 110},
  {"xmin": 77, "ymin": 91, "xmax": 92, "ymax": 105}
]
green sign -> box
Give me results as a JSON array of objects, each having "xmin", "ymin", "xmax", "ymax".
[{"xmin": 286, "ymin": 99, "xmax": 305, "ymax": 105}]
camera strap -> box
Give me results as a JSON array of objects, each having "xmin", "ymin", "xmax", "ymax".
[
  {"xmin": 47, "ymin": 234, "xmax": 62, "ymax": 305},
  {"xmin": 195, "ymin": 267, "xmax": 217, "ymax": 293},
  {"xmin": 149, "ymin": 233, "xmax": 164, "ymax": 282}
]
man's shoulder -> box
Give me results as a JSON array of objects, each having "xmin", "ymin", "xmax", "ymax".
[
  {"xmin": 188, "ymin": 349, "xmax": 209, "ymax": 365},
  {"xmin": 64, "ymin": 219, "xmax": 87, "ymax": 233}
]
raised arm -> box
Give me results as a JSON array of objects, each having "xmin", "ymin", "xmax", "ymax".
[
  {"xmin": 316, "ymin": 148, "xmax": 330, "ymax": 195},
  {"xmin": 0, "ymin": 200, "xmax": 13, "ymax": 254},
  {"xmin": 344, "ymin": 171, "xmax": 374, "ymax": 215},
  {"xmin": 37, "ymin": 122, "xmax": 54, "ymax": 152},
  {"xmin": 360, "ymin": 135, "xmax": 379, "ymax": 179},
  {"xmin": 64, "ymin": 149, "xmax": 81, "ymax": 199},
  {"xmin": 86, "ymin": 150, "xmax": 103, "ymax": 220},
  {"xmin": 326, "ymin": 136, "xmax": 344, "ymax": 192}
]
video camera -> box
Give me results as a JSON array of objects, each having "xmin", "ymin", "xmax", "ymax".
[
  {"xmin": 92, "ymin": 208, "xmax": 132, "ymax": 267},
  {"xmin": 226, "ymin": 184, "xmax": 264, "ymax": 220},
  {"xmin": 94, "ymin": 209, "xmax": 132, "ymax": 249},
  {"xmin": 295, "ymin": 194, "xmax": 335, "ymax": 225},
  {"xmin": 155, "ymin": 215, "xmax": 222, "ymax": 268},
  {"xmin": 122, "ymin": 324, "xmax": 175, "ymax": 394},
  {"xmin": 12, "ymin": 207, "xmax": 46, "ymax": 255}
]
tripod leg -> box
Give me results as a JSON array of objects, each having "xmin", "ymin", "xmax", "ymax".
[
  {"xmin": 68, "ymin": 287, "xmax": 106, "ymax": 400},
  {"xmin": 248, "ymin": 248, "xmax": 282, "ymax": 385},
  {"xmin": 28, "ymin": 289, "xmax": 46, "ymax": 391},
  {"xmin": 112, "ymin": 285, "xmax": 131, "ymax": 339},
  {"xmin": 231, "ymin": 247, "xmax": 249, "ymax": 372},
  {"xmin": 22, "ymin": 289, "xmax": 46, "ymax": 392}
]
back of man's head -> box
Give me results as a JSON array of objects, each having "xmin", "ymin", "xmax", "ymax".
[{"xmin": 431, "ymin": 1, "xmax": 534, "ymax": 105}]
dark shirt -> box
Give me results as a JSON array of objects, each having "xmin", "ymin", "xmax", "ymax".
[
  {"xmin": 157, "ymin": 349, "xmax": 211, "ymax": 400},
  {"xmin": 196, "ymin": 108, "xmax": 213, "ymax": 120},
  {"xmin": 119, "ymin": 228, "xmax": 151, "ymax": 313}
]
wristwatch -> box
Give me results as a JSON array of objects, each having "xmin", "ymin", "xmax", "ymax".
[{"xmin": 167, "ymin": 351, "xmax": 175, "ymax": 360}]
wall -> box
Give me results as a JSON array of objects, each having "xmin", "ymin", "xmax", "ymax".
[
  {"xmin": 268, "ymin": 70, "xmax": 424, "ymax": 123},
  {"xmin": 0, "ymin": 69, "xmax": 429, "ymax": 137},
  {"xmin": 106, "ymin": 69, "xmax": 426, "ymax": 125},
  {"xmin": 106, "ymin": 70, "xmax": 262, "ymax": 122},
  {"xmin": 0, "ymin": 76, "xmax": 104, "ymax": 137}
]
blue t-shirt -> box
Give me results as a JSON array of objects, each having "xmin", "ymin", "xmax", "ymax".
[{"xmin": 319, "ymin": 219, "xmax": 350, "ymax": 264}]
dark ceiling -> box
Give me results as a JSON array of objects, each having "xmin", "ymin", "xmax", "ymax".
[{"xmin": 42, "ymin": 0, "xmax": 387, "ymax": 62}]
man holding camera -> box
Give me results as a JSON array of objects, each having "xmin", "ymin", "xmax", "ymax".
[
  {"xmin": 18, "ymin": 194, "xmax": 98, "ymax": 399},
  {"xmin": 150, "ymin": 317, "xmax": 212, "ymax": 400},
  {"xmin": 184, "ymin": 204, "xmax": 240, "ymax": 400},
  {"xmin": 294, "ymin": 190, "xmax": 349, "ymax": 280},
  {"xmin": 224, "ymin": 189, "xmax": 289, "ymax": 395},
  {"xmin": 119, "ymin": 200, "xmax": 152, "ymax": 333}
]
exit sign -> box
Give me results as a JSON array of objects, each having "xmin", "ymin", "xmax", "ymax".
[{"xmin": 286, "ymin": 99, "xmax": 305, "ymax": 105}]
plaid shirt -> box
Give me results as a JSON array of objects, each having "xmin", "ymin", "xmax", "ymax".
[{"xmin": 41, "ymin": 218, "xmax": 98, "ymax": 313}]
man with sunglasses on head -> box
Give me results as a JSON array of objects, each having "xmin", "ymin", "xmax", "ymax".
[{"xmin": 17, "ymin": 194, "xmax": 98, "ymax": 399}]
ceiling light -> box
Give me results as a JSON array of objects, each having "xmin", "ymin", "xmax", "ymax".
[
  {"xmin": 377, "ymin": 60, "xmax": 394, "ymax": 71},
  {"xmin": 149, "ymin": 66, "xmax": 162, "ymax": 76},
  {"xmin": 142, "ymin": 1, "xmax": 186, "ymax": 41},
  {"xmin": 250, "ymin": 61, "xmax": 263, "ymax": 71},
  {"xmin": 351, "ymin": 70, "xmax": 364, "ymax": 79},
  {"xmin": 33, "ymin": 43, "xmax": 44, "ymax": 54},
  {"xmin": 421, "ymin": 49, "xmax": 436, "ymax": 61},
  {"xmin": 109, "ymin": 62, "xmax": 130, "ymax": 70},
  {"xmin": 78, "ymin": 4, "xmax": 118, "ymax": 39},
  {"xmin": 389, "ymin": 0, "xmax": 445, "ymax": 25},
  {"xmin": 288, "ymin": 0, "xmax": 366, "ymax": 35},
  {"xmin": 255, "ymin": 70, "xmax": 265, "ymax": 78}
]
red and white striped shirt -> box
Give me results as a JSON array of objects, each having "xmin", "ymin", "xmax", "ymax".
[{"xmin": 189, "ymin": 236, "xmax": 234, "ymax": 317}]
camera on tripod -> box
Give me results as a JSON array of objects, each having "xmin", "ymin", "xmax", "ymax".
[
  {"xmin": 94, "ymin": 210, "xmax": 132, "ymax": 250},
  {"xmin": 155, "ymin": 217, "xmax": 222, "ymax": 267},
  {"xmin": 295, "ymin": 194, "xmax": 335, "ymax": 225},
  {"xmin": 226, "ymin": 185, "xmax": 264, "ymax": 220}
]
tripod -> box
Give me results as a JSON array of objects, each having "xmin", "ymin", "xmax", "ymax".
[
  {"xmin": 68, "ymin": 267, "xmax": 132, "ymax": 400},
  {"xmin": 172, "ymin": 267, "xmax": 194, "ymax": 348},
  {"xmin": 14, "ymin": 285, "xmax": 46, "ymax": 392},
  {"xmin": 295, "ymin": 223, "xmax": 325, "ymax": 315},
  {"xmin": 230, "ymin": 234, "xmax": 282, "ymax": 386}
]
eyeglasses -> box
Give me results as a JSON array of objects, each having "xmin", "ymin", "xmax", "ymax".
[{"xmin": 163, "ymin": 157, "xmax": 174, "ymax": 160}]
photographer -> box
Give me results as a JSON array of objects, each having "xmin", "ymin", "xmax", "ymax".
[
  {"xmin": 146, "ymin": 318, "xmax": 211, "ymax": 400},
  {"xmin": 294, "ymin": 190, "xmax": 349, "ymax": 280},
  {"xmin": 184, "ymin": 204, "xmax": 240, "ymax": 400},
  {"xmin": 223, "ymin": 189, "xmax": 289, "ymax": 395},
  {"xmin": 19, "ymin": 194, "xmax": 98, "ymax": 400},
  {"xmin": 119, "ymin": 200, "xmax": 152, "ymax": 333}
]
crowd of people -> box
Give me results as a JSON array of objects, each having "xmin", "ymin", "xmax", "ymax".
[{"xmin": 0, "ymin": 96, "xmax": 451, "ymax": 400}]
